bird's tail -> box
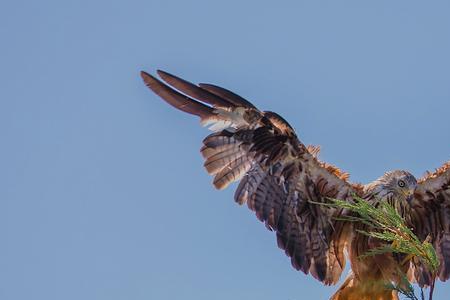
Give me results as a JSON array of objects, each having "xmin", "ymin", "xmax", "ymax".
[{"xmin": 330, "ymin": 272, "xmax": 399, "ymax": 300}]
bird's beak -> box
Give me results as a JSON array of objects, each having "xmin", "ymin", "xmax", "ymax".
[
  {"xmin": 406, "ymin": 193, "xmax": 413, "ymax": 204},
  {"xmin": 404, "ymin": 189, "xmax": 415, "ymax": 204}
]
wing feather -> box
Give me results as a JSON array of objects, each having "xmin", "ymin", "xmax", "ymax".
[
  {"xmin": 140, "ymin": 71, "xmax": 213, "ymax": 118},
  {"xmin": 410, "ymin": 162, "xmax": 450, "ymax": 286},
  {"xmin": 199, "ymin": 83, "xmax": 257, "ymax": 109},
  {"xmin": 157, "ymin": 70, "xmax": 232, "ymax": 108}
]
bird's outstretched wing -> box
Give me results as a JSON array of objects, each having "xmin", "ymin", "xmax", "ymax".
[
  {"xmin": 410, "ymin": 162, "xmax": 450, "ymax": 286},
  {"xmin": 141, "ymin": 70, "xmax": 360, "ymax": 284}
]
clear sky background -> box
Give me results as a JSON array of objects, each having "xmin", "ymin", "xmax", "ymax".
[{"xmin": 2, "ymin": 1, "xmax": 450, "ymax": 300}]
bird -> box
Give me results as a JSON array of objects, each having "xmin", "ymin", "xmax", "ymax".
[{"xmin": 140, "ymin": 69, "xmax": 450, "ymax": 300}]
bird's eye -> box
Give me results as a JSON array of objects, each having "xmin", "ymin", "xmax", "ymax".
[{"xmin": 398, "ymin": 180, "xmax": 406, "ymax": 188}]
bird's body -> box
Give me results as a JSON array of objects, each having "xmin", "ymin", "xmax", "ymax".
[
  {"xmin": 332, "ymin": 171, "xmax": 417, "ymax": 300},
  {"xmin": 141, "ymin": 70, "xmax": 450, "ymax": 300}
]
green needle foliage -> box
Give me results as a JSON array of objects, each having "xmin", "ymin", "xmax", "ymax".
[{"xmin": 327, "ymin": 196, "xmax": 439, "ymax": 300}]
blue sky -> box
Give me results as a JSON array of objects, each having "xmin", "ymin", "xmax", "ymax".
[{"xmin": 2, "ymin": 1, "xmax": 450, "ymax": 299}]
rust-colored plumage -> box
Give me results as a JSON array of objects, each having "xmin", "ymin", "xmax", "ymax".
[{"xmin": 141, "ymin": 70, "xmax": 450, "ymax": 300}]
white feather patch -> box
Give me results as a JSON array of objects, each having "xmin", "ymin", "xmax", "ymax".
[{"xmin": 200, "ymin": 108, "xmax": 248, "ymax": 131}]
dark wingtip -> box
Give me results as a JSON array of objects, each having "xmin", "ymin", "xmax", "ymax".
[
  {"xmin": 156, "ymin": 70, "xmax": 233, "ymax": 108},
  {"xmin": 198, "ymin": 83, "xmax": 257, "ymax": 109},
  {"xmin": 156, "ymin": 69, "xmax": 169, "ymax": 78},
  {"xmin": 156, "ymin": 69, "xmax": 180, "ymax": 85},
  {"xmin": 140, "ymin": 69, "xmax": 213, "ymax": 118},
  {"xmin": 140, "ymin": 70, "xmax": 157, "ymax": 86}
]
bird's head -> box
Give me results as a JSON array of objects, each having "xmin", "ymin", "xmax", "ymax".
[{"xmin": 373, "ymin": 170, "xmax": 418, "ymax": 204}]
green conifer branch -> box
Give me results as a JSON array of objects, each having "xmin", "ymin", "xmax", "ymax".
[{"xmin": 318, "ymin": 196, "xmax": 439, "ymax": 300}]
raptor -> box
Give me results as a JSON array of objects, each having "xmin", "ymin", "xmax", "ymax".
[{"xmin": 141, "ymin": 70, "xmax": 450, "ymax": 300}]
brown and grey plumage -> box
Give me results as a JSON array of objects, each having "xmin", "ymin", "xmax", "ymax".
[{"xmin": 141, "ymin": 70, "xmax": 450, "ymax": 300}]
